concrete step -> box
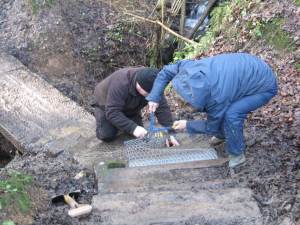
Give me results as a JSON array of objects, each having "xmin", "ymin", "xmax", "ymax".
[
  {"xmin": 94, "ymin": 159, "xmax": 262, "ymax": 225},
  {"xmin": 93, "ymin": 159, "xmax": 262, "ymax": 225},
  {"xmin": 93, "ymin": 188, "xmax": 262, "ymax": 225},
  {"xmin": 96, "ymin": 158, "xmax": 234, "ymax": 194}
]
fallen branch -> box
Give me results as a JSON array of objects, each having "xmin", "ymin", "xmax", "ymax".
[
  {"xmin": 187, "ymin": 0, "xmax": 218, "ymax": 39},
  {"xmin": 125, "ymin": 12, "xmax": 197, "ymax": 45}
]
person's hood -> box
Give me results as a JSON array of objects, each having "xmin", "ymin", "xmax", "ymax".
[{"xmin": 172, "ymin": 72, "xmax": 211, "ymax": 112}]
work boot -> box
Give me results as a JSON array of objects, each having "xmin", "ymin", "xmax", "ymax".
[
  {"xmin": 209, "ymin": 136, "xmax": 225, "ymax": 146},
  {"xmin": 229, "ymin": 153, "xmax": 246, "ymax": 168}
]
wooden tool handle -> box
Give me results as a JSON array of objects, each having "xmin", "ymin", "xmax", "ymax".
[
  {"xmin": 68, "ymin": 204, "xmax": 93, "ymax": 217},
  {"xmin": 64, "ymin": 195, "xmax": 79, "ymax": 209}
]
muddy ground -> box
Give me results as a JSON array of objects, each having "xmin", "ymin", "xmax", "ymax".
[{"xmin": 1, "ymin": 109, "xmax": 299, "ymax": 225}]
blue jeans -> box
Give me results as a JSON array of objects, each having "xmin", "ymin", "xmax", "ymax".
[{"xmin": 216, "ymin": 90, "xmax": 277, "ymax": 156}]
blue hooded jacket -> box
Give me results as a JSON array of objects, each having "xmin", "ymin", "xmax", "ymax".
[{"xmin": 146, "ymin": 53, "xmax": 277, "ymax": 134}]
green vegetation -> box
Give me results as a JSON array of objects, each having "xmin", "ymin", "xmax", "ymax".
[
  {"xmin": 173, "ymin": 43, "xmax": 196, "ymax": 61},
  {"xmin": 2, "ymin": 221, "xmax": 15, "ymax": 225},
  {"xmin": 148, "ymin": 47, "xmax": 159, "ymax": 67},
  {"xmin": 173, "ymin": 0, "xmax": 296, "ymax": 60},
  {"xmin": 29, "ymin": 0, "xmax": 57, "ymax": 14},
  {"xmin": 0, "ymin": 171, "xmax": 32, "ymax": 214},
  {"xmin": 107, "ymin": 160, "xmax": 126, "ymax": 169},
  {"xmin": 164, "ymin": 83, "xmax": 173, "ymax": 94},
  {"xmin": 107, "ymin": 22, "xmax": 125, "ymax": 42},
  {"xmin": 253, "ymin": 18, "xmax": 295, "ymax": 52},
  {"xmin": 174, "ymin": 1, "xmax": 233, "ymax": 60},
  {"xmin": 295, "ymin": 0, "xmax": 300, "ymax": 6},
  {"xmin": 81, "ymin": 46, "xmax": 101, "ymax": 62}
]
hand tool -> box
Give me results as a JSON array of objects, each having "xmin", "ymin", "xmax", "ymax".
[
  {"xmin": 148, "ymin": 112, "xmax": 172, "ymax": 136},
  {"xmin": 64, "ymin": 194, "xmax": 92, "ymax": 217},
  {"xmin": 148, "ymin": 112, "xmax": 179, "ymax": 146},
  {"xmin": 51, "ymin": 190, "xmax": 92, "ymax": 217},
  {"xmin": 51, "ymin": 190, "xmax": 81, "ymax": 204}
]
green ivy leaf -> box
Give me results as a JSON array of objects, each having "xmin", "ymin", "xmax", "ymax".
[{"xmin": 2, "ymin": 220, "xmax": 16, "ymax": 225}]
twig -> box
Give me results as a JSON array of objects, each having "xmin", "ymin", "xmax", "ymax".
[
  {"xmin": 125, "ymin": 12, "xmax": 197, "ymax": 45},
  {"xmin": 171, "ymin": 0, "xmax": 184, "ymax": 15},
  {"xmin": 161, "ymin": 0, "xmax": 165, "ymax": 40},
  {"xmin": 187, "ymin": 0, "xmax": 218, "ymax": 39},
  {"xmin": 179, "ymin": 0, "xmax": 186, "ymax": 35}
]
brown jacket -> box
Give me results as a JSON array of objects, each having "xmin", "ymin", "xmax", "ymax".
[{"xmin": 94, "ymin": 67, "xmax": 173, "ymax": 134}]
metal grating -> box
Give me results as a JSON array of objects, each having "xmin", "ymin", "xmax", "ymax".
[{"xmin": 124, "ymin": 136, "xmax": 218, "ymax": 167}]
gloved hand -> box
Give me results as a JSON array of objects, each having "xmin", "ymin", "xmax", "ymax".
[
  {"xmin": 133, "ymin": 126, "xmax": 148, "ymax": 138},
  {"xmin": 166, "ymin": 135, "xmax": 180, "ymax": 147},
  {"xmin": 172, "ymin": 120, "xmax": 187, "ymax": 130},
  {"xmin": 148, "ymin": 101, "xmax": 159, "ymax": 113}
]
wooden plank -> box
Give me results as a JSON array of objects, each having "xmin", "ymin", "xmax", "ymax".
[{"xmin": 0, "ymin": 54, "xmax": 100, "ymax": 168}]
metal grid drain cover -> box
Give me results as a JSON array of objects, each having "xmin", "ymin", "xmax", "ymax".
[{"xmin": 124, "ymin": 137, "xmax": 218, "ymax": 167}]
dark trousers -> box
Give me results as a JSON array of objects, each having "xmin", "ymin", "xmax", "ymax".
[
  {"xmin": 94, "ymin": 106, "xmax": 143, "ymax": 142},
  {"xmin": 215, "ymin": 90, "xmax": 276, "ymax": 156}
]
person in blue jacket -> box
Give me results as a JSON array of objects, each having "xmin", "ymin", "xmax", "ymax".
[{"xmin": 147, "ymin": 53, "xmax": 277, "ymax": 168}]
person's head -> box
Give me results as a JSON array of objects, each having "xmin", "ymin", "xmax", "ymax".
[{"xmin": 135, "ymin": 68, "xmax": 159, "ymax": 97}]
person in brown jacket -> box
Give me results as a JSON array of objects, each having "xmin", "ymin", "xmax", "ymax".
[{"xmin": 94, "ymin": 67, "xmax": 173, "ymax": 142}]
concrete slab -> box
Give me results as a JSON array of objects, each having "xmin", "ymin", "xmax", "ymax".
[
  {"xmin": 93, "ymin": 188, "xmax": 262, "ymax": 225},
  {"xmin": 96, "ymin": 158, "xmax": 231, "ymax": 193}
]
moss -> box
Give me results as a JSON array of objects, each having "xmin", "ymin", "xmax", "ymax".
[
  {"xmin": 2, "ymin": 221, "xmax": 15, "ymax": 225},
  {"xmin": 30, "ymin": 0, "xmax": 39, "ymax": 14},
  {"xmin": 295, "ymin": 63, "xmax": 300, "ymax": 71},
  {"xmin": 107, "ymin": 160, "xmax": 126, "ymax": 169},
  {"xmin": 258, "ymin": 18, "xmax": 295, "ymax": 52},
  {"xmin": 29, "ymin": 0, "xmax": 56, "ymax": 14},
  {"xmin": 295, "ymin": 0, "xmax": 300, "ymax": 6},
  {"xmin": 148, "ymin": 47, "xmax": 160, "ymax": 67}
]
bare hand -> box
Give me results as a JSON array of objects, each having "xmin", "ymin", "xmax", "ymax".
[
  {"xmin": 133, "ymin": 126, "xmax": 148, "ymax": 138},
  {"xmin": 166, "ymin": 135, "xmax": 180, "ymax": 147},
  {"xmin": 148, "ymin": 101, "xmax": 159, "ymax": 113},
  {"xmin": 172, "ymin": 120, "xmax": 187, "ymax": 130}
]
